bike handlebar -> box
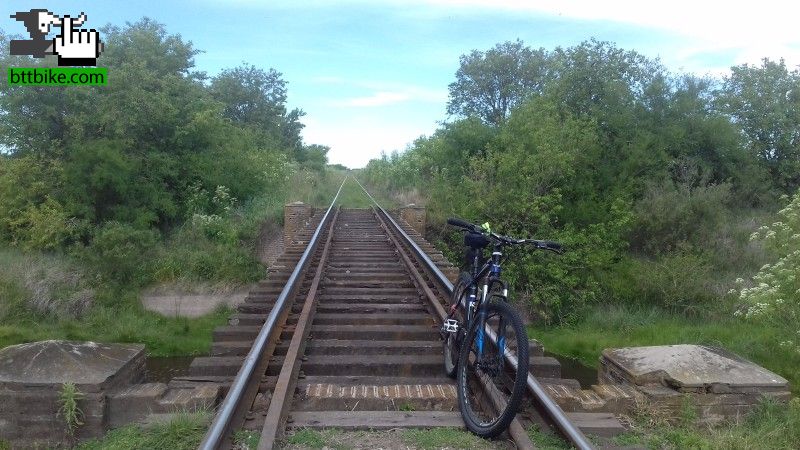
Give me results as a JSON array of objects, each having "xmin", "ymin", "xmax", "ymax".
[{"xmin": 447, "ymin": 217, "xmax": 564, "ymax": 253}]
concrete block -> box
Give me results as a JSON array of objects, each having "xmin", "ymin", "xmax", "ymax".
[
  {"xmin": 530, "ymin": 356, "xmax": 561, "ymax": 378},
  {"xmin": 158, "ymin": 384, "xmax": 219, "ymax": 412},
  {"xmin": 108, "ymin": 383, "xmax": 167, "ymax": 428},
  {"xmin": 601, "ymin": 345, "xmax": 788, "ymax": 391}
]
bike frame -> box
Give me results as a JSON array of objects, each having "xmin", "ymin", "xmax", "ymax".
[{"xmin": 453, "ymin": 243, "xmax": 510, "ymax": 361}]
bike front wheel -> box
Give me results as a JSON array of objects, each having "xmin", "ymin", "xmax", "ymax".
[
  {"xmin": 444, "ymin": 272, "xmax": 471, "ymax": 378},
  {"xmin": 456, "ymin": 301, "xmax": 529, "ymax": 438}
]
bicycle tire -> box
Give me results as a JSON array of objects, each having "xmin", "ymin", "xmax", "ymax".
[
  {"xmin": 444, "ymin": 272, "xmax": 471, "ymax": 378},
  {"xmin": 456, "ymin": 300, "xmax": 529, "ymax": 438}
]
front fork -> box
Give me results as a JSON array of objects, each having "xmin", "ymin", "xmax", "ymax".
[
  {"xmin": 473, "ymin": 283, "xmax": 488, "ymax": 360},
  {"xmin": 476, "ymin": 281, "xmax": 508, "ymax": 363},
  {"xmin": 444, "ymin": 281, "xmax": 507, "ymax": 362}
]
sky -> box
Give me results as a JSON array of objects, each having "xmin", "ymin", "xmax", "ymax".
[{"xmin": 4, "ymin": 1, "xmax": 800, "ymax": 168}]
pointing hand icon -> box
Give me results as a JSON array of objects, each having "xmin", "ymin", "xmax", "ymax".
[{"xmin": 52, "ymin": 13, "xmax": 104, "ymax": 66}]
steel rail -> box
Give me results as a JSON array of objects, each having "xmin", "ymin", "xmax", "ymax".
[
  {"xmin": 258, "ymin": 207, "xmax": 340, "ymax": 449},
  {"xmin": 199, "ymin": 177, "xmax": 346, "ymax": 450},
  {"xmin": 354, "ymin": 178, "xmax": 594, "ymax": 450}
]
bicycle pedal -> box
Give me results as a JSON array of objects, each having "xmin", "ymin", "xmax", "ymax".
[{"xmin": 442, "ymin": 319, "xmax": 459, "ymax": 333}]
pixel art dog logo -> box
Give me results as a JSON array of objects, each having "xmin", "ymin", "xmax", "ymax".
[{"xmin": 10, "ymin": 9, "xmax": 104, "ymax": 66}]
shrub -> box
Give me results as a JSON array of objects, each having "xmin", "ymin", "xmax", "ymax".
[
  {"xmin": 7, "ymin": 197, "xmax": 76, "ymax": 250},
  {"xmin": 607, "ymin": 253, "xmax": 719, "ymax": 316},
  {"xmin": 735, "ymin": 190, "xmax": 800, "ymax": 354},
  {"xmin": 149, "ymin": 222, "xmax": 264, "ymax": 284},
  {"xmin": 632, "ymin": 179, "xmax": 733, "ymax": 255},
  {"xmin": 80, "ymin": 222, "xmax": 158, "ymax": 285}
]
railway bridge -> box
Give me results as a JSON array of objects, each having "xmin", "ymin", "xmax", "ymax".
[
  {"xmin": 185, "ymin": 179, "xmax": 610, "ymax": 449},
  {"xmin": 2, "ymin": 179, "xmax": 788, "ymax": 449}
]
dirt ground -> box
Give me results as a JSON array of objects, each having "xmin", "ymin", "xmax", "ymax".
[{"xmin": 140, "ymin": 283, "xmax": 253, "ymax": 318}]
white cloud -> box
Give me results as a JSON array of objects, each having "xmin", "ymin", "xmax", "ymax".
[
  {"xmin": 302, "ymin": 116, "xmax": 434, "ymax": 168},
  {"xmin": 410, "ymin": 0, "xmax": 800, "ymax": 69}
]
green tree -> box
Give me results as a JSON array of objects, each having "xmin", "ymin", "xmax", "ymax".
[
  {"xmin": 718, "ymin": 58, "xmax": 800, "ymax": 193},
  {"xmin": 210, "ymin": 64, "xmax": 305, "ymax": 152},
  {"xmin": 296, "ymin": 144, "xmax": 330, "ymax": 171},
  {"xmin": 0, "ymin": 19, "xmax": 304, "ymax": 253},
  {"xmin": 363, "ymin": 39, "xmax": 777, "ymax": 323},
  {"xmin": 447, "ymin": 40, "xmax": 549, "ymax": 126}
]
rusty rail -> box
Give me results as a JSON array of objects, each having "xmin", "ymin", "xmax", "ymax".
[
  {"xmin": 198, "ymin": 178, "xmax": 345, "ymax": 450},
  {"xmin": 257, "ymin": 208, "xmax": 340, "ymax": 449},
  {"xmin": 355, "ymin": 178, "xmax": 594, "ymax": 450}
]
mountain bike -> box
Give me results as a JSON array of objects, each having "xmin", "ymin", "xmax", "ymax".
[{"xmin": 441, "ymin": 218, "xmax": 563, "ymax": 438}]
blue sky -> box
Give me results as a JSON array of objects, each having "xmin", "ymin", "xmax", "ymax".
[{"xmin": 4, "ymin": 1, "xmax": 800, "ymax": 168}]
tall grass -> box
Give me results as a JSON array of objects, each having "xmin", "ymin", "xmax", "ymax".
[
  {"xmin": 0, "ymin": 247, "xmax": 232, "ymax": 355},
  {"xmin": 615, "ymin": 398, "xmax": 800, "ymax": 449},
  {"xmin": 284, "ymin": 168, "xmax": 347, "ymax": 207},
  {"xmin": 0, "ymin": 249, "xmax": 94, "ymax": 321},
  {"xmin": 531, "ymin": 304, "xmax": 800, "ymax": 395},
  {"xmin": 76, "ymin": 411, "xmax": 211, "ymax": 450}
]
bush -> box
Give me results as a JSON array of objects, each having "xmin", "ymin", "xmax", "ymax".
[
  {"xmin": 632, "ymin": 178, "xmax": 733, "ymax": 254},
  {"xmin": 149, "ymin": 222, "xmax": 263, "ymax": 284},
  {"xmin": 79, "ymin": 222, "xmax": 158, "ymax": 285},
  {"xmin": 7, "ymin": 197, "xmax": 77, "ymax": 251},
  {"xmin": 607, "ymin": 254, "xmax": 719, "ymax": 316},
  {"xmin": 735, "ymin": 190, "xmax": 800, "ymax": 355}
]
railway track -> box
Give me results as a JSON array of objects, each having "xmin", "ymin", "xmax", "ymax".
[{"xmin": 189, "ymin": 179, "xmax": 602, "ymax": 449}]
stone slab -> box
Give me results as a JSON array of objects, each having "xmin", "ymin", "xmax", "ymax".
[
  {"xmin": 0, "ymin": 340, "xmax": 145, "ymax": 391},
  {"xmin": 601, "ymin": 345, "xmax": 788, "ymax": 390},
  {"xmin": 141, "ymin": 289, "xmax": 250, "ymax": 318}
]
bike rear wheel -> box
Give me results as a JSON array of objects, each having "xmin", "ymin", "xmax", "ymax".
[{"xmin": 456, "ymin": 301, "xmax": 529, "ymax": 438}]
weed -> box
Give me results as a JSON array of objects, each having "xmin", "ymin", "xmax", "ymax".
[
  {"xmin": 232, "ymin": 430, "xmax": 259, "ymax": 449},
  {"xmin": 58, "ymin": 382, "xmax": 84, "ymax": 440},
  {"xmin": 76, "ymin": 411, "xmax": 210, "ymax": 450},
  {"xmin": 401, "ymin": 428, "xmax": 493, "ymax": 450},
  {"xmin": 679, "ymin": 396, "xmax": 698, "ymax": 427},
  {"xmin": 284, "ymin": 428, "xmax": 339, "ymax": 449},
  {"xmin": 398, "ymin": 402, "xmax": 416, "ymax": 412},
  {"xmin": 526, "ymin": 424, "xmax": 571, "ymax": 449},
  {"xmin": 613, "ymin": 397, "xmax": 800, "ymax": 450}
]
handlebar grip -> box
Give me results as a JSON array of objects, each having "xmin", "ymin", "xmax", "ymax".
[
  {"xmin": 528, "ymin": 239, "xmax": 563, "ymax": 252},
  {"xmin": 544, "ymin": 241, "xmax": 562, "ymax": 251},
  {"xmin": 447, "ymin": 217, "xmax": 475, "ymax": 230},
  {"xmin": 541, "ymin": 240, "xmax": 563, "ymax": 252}
]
